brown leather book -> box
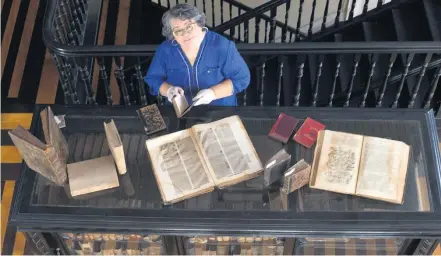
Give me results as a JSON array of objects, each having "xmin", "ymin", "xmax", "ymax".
[{"xmin": 8, "ymin": 107, "xmax": 68, "ymax": 185}]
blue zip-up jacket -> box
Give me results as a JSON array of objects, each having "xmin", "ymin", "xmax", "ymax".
[{"xmin": 144, "ymin": 31, "xmax": 250, "ymax": 106}]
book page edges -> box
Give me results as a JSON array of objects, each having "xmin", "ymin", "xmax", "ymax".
[{"xmin": 309, "ymin": 130, "xmax": 325, "ymax": 187}]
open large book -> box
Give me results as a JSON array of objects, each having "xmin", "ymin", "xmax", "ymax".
[
  {"xmin": 310, "ymin": 130, "xmax": 410, "ymax": 204},
  {"xmin": 146, "ymin": 115, "xmax": 263, "ymax": 204}
]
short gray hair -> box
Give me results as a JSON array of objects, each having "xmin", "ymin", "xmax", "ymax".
[{"xmin": 161, "ymin": 4, "xmax": 206, "ymax": 40}]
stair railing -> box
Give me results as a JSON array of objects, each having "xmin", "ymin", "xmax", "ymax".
[{"xmin": 42, "ymin": 0, "xmax": 441, "ymax": 113}]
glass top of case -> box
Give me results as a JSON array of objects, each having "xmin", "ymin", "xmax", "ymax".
[{"xmin": 30, "ymin": 107, "xmax": 434, "ymax": 213}]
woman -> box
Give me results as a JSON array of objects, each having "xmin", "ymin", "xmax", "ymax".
[{"xmin": 144, "ymin": 4, "xmax": 250, "ymax": 106}]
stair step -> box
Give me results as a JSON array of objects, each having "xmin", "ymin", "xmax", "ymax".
[
  {"xmin": 391, "ymin": 2, "xmax": 432, "ymax": 41},
  {"xmin": 422, "ymin": 0, "xmax": 441, "ymax": 41}
]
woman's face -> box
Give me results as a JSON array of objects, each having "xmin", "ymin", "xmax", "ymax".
[{"xmin": 171, "ymin": 18, "xmax": 202, "ymax": 46}]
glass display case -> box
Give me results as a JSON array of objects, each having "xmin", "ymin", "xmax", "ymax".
[{"xmin": 8, "ymin": 105, "xmax": 441, "ymax": 255}]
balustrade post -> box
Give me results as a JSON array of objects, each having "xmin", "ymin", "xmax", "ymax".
[
  {"xmin": 76, "ymin": 58, "xmax": 96, "ymax": 104},
  {"xmin": 376, "ymin": 53, "xmax": 397, "ymax": 107},
  {"xmin": 295, "ymin": 0, "xmax": 304, "ymax": 41},
  {"xmin": 135, "ymin": 57, "xmax": 148, "ymax": 105},
  {"xmin": 312, "ymin": 55, "xmax": 324, "ymax": 107},
  {"xmin": 408, "ymin": 53, "xmax": 432, "ymax": 108},
  {"xmin": 321, "ymin": 0, "xmax": 330, "ymax": 31},
  {"xmin": 308, "ymin": 0, "xmax": 317, "ymax": 38},
  {"xmin": 293, "ymin": 57, "xmax": 305, "ymax": 107},
  {"xmin": 392, "ymin": 53, "xmax": 414, "ymax": 108},
  {"xmin": 97, "ymin": 57, "xmax": 113, "ymax": 105},
  {"xmin": 424, "ymin": 65, "xmax": 441, "ymax": 109},
  {"xmin": 114, "ymin": 57, "xmax": 131, "ymax": 105},
  {"xmin": 343, "ymin": 54, "xmax": 361, "ymax": 107},
  {"xmin": 360, "ymin": 54, "xmax": 377, "ymax": 108}
]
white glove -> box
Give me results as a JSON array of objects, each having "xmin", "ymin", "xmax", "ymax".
[
  {"xmin": 193, "ymin": 89, "xmax": 216, "ymax": 106},
  {"xmin": 166, "ymin": 86, "xmax": 184, "ymax": 103}
]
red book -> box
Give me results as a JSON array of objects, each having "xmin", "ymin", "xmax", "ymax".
[
  {"xmin": 269, "ymin": 113, "xmax": 299, "ymax": 143},
  {"xmin": 293, "ymin": 117, "xmax": 326, "ymax": 148}
]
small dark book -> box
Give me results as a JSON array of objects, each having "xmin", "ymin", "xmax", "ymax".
[
  {"xmin": 269, "ymin": 113, "xmax": 299, "ymax": 143},
  {"xmin": 8, "ymin": 107, "xmax": 69, "ymax": 185},
  {"xmin": 137, "ymin": 104, "xmax": 167, "ymax": 135},
  {"xmin": 263, "ymin": 148, "xmax": 291, "ymax": 187}
]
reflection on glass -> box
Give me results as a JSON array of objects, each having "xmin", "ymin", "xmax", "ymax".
[
  {"xmin": 60, "ymin": 233, "xmax": 164, "ymax": 255},
  {"xmin": 185, "ymin": 235, "xmax": 285, "ymax": 255},
  {"xmin": 294, "ymin": 237, "xmax": 404, "ymax": 255}
]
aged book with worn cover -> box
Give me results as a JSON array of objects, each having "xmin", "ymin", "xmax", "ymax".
[
  {"xmin": 268, "ymin": 113, "xmax": 299, "ymax": 143},
  {"xmin": 137, "ymin": 104, "xmax": 166, "ymax": 135},
  {"xmin": 293, "ymin": 117, "xmax": 325, "ymax": 148},
  {"xmin": 310, "ymin": 130, "xmax": 410, "ymax": 204},
  {"xmin": 172, "ymin": 94, "xmax": 194, "ymax": 118},
  {"xmin": 145, "ymin": 115, "xmax": 263, "ymax": 204},
  {"xmin": 8, "ymin": 107, "xmax": 69, "ymax": 185},
  {"xmin": 281, "ymin": 159, "xmax": 311, "ymax": 194},
  {"xmin": 263, "ymin": 148, "xmax": 291, "ymax": 187}
]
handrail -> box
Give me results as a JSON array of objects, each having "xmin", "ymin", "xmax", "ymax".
[
  {"xmin": 44, "ymin": 0, "xmax": 441, "ymax": 58},
  {"xmin": 220, "ymin": 0, "xmax": 306, "ymax": 38},
  {"xmin": 212, "ymin": 0, "xmax": 287, "ymax": 33}
]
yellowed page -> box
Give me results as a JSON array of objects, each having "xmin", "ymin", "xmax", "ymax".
[
  {"xmin": 191, "ymin": 115, "xmax": 263, "ymax": 187},
  {"xmin": 355, "ymin": 136, "xmax": 410, "ymax": 204},
  {"xmin": 145, "ymin": 129, "xmax": 214, "ymax": 204},
  {"xmin": 310, "ymin": 130, "xmax": 364, "ymax": 195}
]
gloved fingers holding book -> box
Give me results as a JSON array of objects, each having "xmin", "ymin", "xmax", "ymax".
[
  {"xmin": 166, "ymin": 86, "xmax": 185, "ymax": 103},
  {"xmin": 193, "ymin": 89, "xmax": 216, "ymax": 106}
]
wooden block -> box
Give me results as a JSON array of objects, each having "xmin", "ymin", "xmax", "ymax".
[{"xmin": 68, "ymin": 155, "xmax": 119, "ymax": 197}]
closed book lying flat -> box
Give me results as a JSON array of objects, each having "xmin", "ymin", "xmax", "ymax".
[
  {"xmin": 67, "ymin": 155, "xmax": 120, "ymax": 197},
  {"xmin": 137, "ymin": 104, "xmax": 167, "ymax": 135},
  {"xmin": 293, "ymin": 117, "xmax": 325, "ymax": 148},
  {"xmin": 268, "ymin": 113, "xmax": 298, "ymax": 143}
]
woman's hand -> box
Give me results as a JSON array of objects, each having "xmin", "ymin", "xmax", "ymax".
[{"xmin": 193, "ymin": 89, "xmax": 216, "ymax": 106}]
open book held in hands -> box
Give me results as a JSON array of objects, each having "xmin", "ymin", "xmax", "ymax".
[
  {"xmin": 146, "ymin": 115, "xmax": 263, "ymax": 204},
  {"xmin": 310, "ymin": 130, "xmax": 410, "ymax": 204},
  {"xmin": 8, "ymin": 107, "xmax": 69, "ymax": 185}
]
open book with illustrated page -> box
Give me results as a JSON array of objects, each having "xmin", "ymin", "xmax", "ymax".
[
  {"xmin": 146, "ymin": 115, "xmax": 263, "ymax": 204},
  {"xmin": 310, "ymin": 130, "xmax": 410, "ymax": 204}
]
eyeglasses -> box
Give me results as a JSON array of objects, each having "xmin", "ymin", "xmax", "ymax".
[{"xmin": 172, "ymin": 23, "xmax": 195, "ymax": 37}]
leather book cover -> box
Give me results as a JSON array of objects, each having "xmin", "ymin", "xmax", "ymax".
[
  {"xmin": 263, "ymin": 148, "xmax": 291, "ymax": 187},
  {"xmin": 136, "ymin": 104, "xmax": 166, "ymax": 135},
  {"xmin": 268, "ymin": 113, "xmax": 298, "ymax": 143},
  {"xmin": 41, "ymin": 106, "xmax": 69, "ymax": 164},
  {"xmin": 9, "ymin": 125, "xmax": 67, "ymax": 185},
  {"xmin": 293, "ymin": 117, "xmax": 325, "ymax": 148}
]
